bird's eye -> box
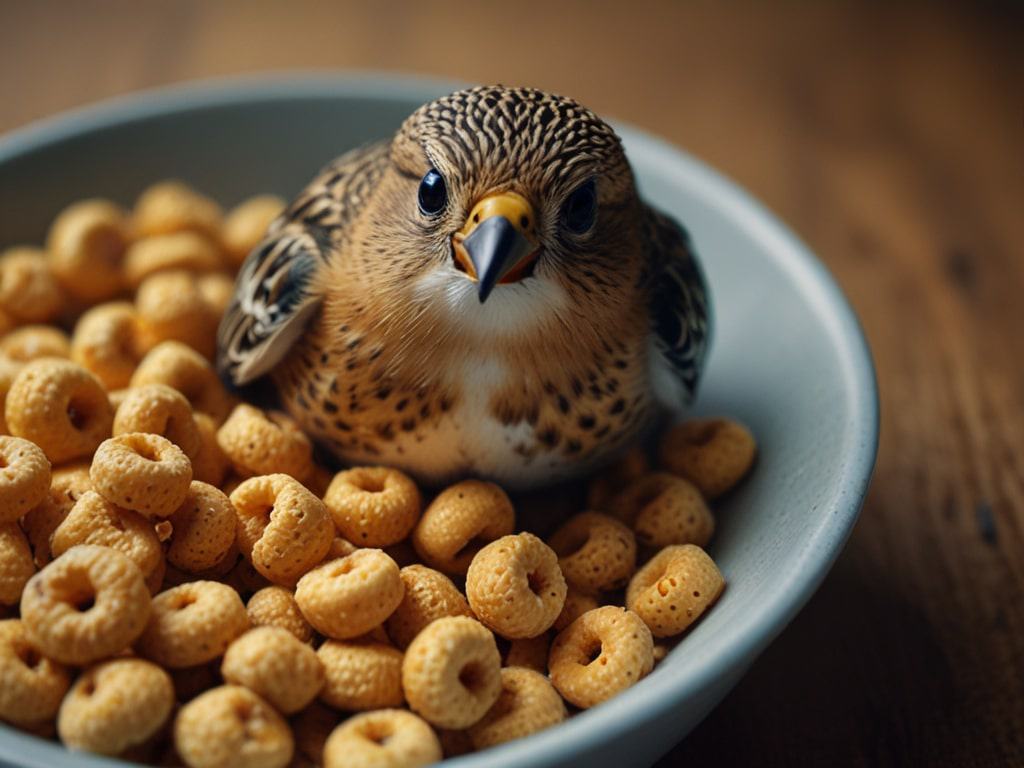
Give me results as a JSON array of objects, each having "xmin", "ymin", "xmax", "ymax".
[
  {"xmin": 418, "ymin": 168, "xmax": 447, "ymax": 215},
  {"xmin": 561, "ymin": 179, "xmax": 597, "ymax": 234}
]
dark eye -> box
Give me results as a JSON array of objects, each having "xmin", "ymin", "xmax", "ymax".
[
  {"xmin": 418, "ymin": 168, "xmax": 447, "ymax": 215},
  {"xmin": 561, "ymin": 179, "xmax": 597, "ymax": 234}
]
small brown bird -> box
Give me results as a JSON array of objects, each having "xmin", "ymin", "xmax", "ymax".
[{"xmin": 217, "ymin": 86, "xmax": 709, "ymax": 489}]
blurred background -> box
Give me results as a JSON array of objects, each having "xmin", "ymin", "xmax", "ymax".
[{"xmin": 2, "ymin": 1, "xmax": 1022, "ymax": 765}]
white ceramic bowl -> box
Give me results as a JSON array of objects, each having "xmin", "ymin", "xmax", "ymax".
[{"xmin": 0, "ymin": 75, "xmax": 878, "ymax": 768}]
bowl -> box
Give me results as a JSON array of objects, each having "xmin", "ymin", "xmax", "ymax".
[{"xmin": 0, "ymin": 74, "xmax": 878, "ymax": 768}]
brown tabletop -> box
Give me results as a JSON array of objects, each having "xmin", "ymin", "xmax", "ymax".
[{"xmin": 2, "ymin": 1, "xmax": 1022, "ymax": 765}]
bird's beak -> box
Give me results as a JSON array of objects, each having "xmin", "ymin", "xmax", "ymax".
[{"xmin": 452, "ymin": 191, "xmax": 539, "ymax": 302}]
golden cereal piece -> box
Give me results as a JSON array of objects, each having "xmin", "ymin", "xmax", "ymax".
[
  {"xmin": 586, "ymin": 447, "xmax": 650, "ymax": 511},
  {"xmin": 57, "ymin": 657, "xmax": 174, "ymax": 756},
  {"xmin": 0, "ymin": 325, "xmax": 71, "ymax": 362},
  {"xmin": 501, "ymin": 633, "xmax": 550, "ymax": 673},
  {"xmin": 192, "ymin": 412, "xmax": 230, "ymax": 486},
  {"xmin": 467, "ymin": 666, "xmax": 566, "ymax": 750},
  {"xmin": 218, "ymin": 405, "xmax": 313, "ymax": 481},
  {"xmin": 402, "ymin": 615, "xmax": 501, "ymax": 729},
  {"xmin": 323, "ymin": 466, "xmax": 422, "ymax": 548},
  {"xmin": 0, "ymin": 435, "xmax": 51, "ymax": 523},
  {"xmin": 46, "ymin": 199, "xmax": 129, "ymax": 303},
  {"xmin": 198, "ymin": 272, "xmax": 235, "ymax": 315},
  {"xmin": 246, "ymin": 586, "xmax": 312, "ymax": 643},
  {"xmin": 465, "ymin": 533, "xmax": 566, "ymax": 639},
  {"xmin": 625, "ymin": 544, "xmax": 725, "ymax": 637},
  {"xmin": 0, "ymin": 619, "xmax": 70, "ymax": 726},
  {"xmin": 70, "ymin": 302, "xmax": 142, "ymax": 390},
  {"xmin": 20, "ymin": 545, "xmax": 151, "ymax": 665},
  {"xmin": 138, "ymin": 580, "xmax": 249, "ymax": 668},
  {"xmin": 0, "ymin": 247, "xmax": 64, "ymax": 323},
  {"xmin": 131, "ymin": 341, "xmax": 233, "ymax": 423},
  {"xmin": 293, "ymin": 701, "xmax": 340, "ymax": 764},
  {"xmin": 175, "ymin": 685, "xmax": 293, "ymax": 768},
  {"xmin": 295, "ymin": 550, "xmax": 403, "ymax": 640},
  {"xmin": 135, "ymin": 270, "xmax": 218, "ymax": 359},
  {"xmin": 5, "ymin": 359, "xmax": 112, "ymax": 464},
  {"xmin": 658, "ymin": 418, "xmax": 757, "ymax": 499},
  {"xmin": 114, "ymin": 382, "xmax": 202, "ymax": 459},
  {"xmin": 124, "ymin": 231, "xmax": 224, "ymax": 287},
  {"xmin": 134, "ymin": 180, "xmax": 224, "ymax": 240},
  {"xmin": 231, "ymin": 474, "xmax": 333, "ymax": 587},
  {"xmin": 548, "ymin": 512, "xmax": 637, "ymax": 593},
  {"xmin": 610, "ymin": 472, "xmax": 715, "ymax": 549},
  {"xmin": 323, "ymin": 709, "xmax": 441, "ymax": 768},
  {"xmin": 386, "ymin": 564, "xmax": 473, "ymax": 649},
  {"xmin": 327, "ymin": 534, "xmax": 359, "ymax": 559},
  {"xmin": 553, "ymin": 585, "xmax": 600, "ymax": 633},
  {"xmin": 222, "ymin": 627, "xmax": 324, "ymax": 714},
  {"xmin": 21, "ymin": 462, "xmax": 91, "ymax": 567},
  {"xmin": 222, "ymin": 195, "xmax": 285, "ymax": 267},
  {"xmin": 548, "ymin": 606, "xmax": 654, "ymax": 709},
  {"xmin": 168, "ymin": 481, "xmax": 237, "ymax": 572},
  {"xmin": 0, "ymin": 355, "xmax": 23, "ymax": 433},
  {"xmin": 411, "ymin": 480, "xmax": 515, "ymax": 575},
  {"xmin": 91, "ymin": 433, "xmax": 193, "ymax": 517},
  {"xmin": 223, "ymin": 553, "xmax": 271, "ymax": 600},
  {"xmin": 0, "ymin": 523, "xmax": 35, "ymax": 605},
  {"xmin": 317, "ymin": 639, "xmax": 404, "ymax": 711}
]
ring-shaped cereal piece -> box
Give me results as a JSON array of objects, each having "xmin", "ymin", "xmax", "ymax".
[
  {"xmin": 548, "ymin": 512, "xmax": 637, "ymax": 593},
  {"xmin": 197, "ymin": 272, "xmax": 236, "ymax": 316},
  {"xmin": 0, "ymin": 619, "xmax": 70, "ymax": 727},
  {"xmin": 221, "ymin": 627, "xmax": 325, "ymax": 714},
  {"xmin": 0, "ymin": 356, "xmax": 23, "ymax": 434},
  {"xmin": 323, "ymin": 466, "xmax": 422, "ymax": 548},
  {"xmin": 246, "ymin": 586, "xmax": 313, "ymax": 643},
  {"xmin": 553, "ymin": 585, "xmax": 600, "ymax": 633},
  {"xmin": 295, "ymin": 549, "xmax": 404, "ymax": 640},
  {"xmin": 323, "ymin": 709, "xmax": 441, "ymax": 768},
  {"xmin": 217, "ymin": 404, "xmax": 313, "ymax": 481},
  {"xmin": 625, "ymin": 544, "xmax": 725, "ymax": 637},
  {"xmin": 412, "ymin": 480, "xmax": 515, "ymax": 575},
  {"xmin": 191, "ymin": 412, "xmax": 230, "ymax": 486},
  {"xmin": 113, "ymin": 383, "xmax": 201, "ymax": 459},
  {"xmin": 5, "ymin": 359, "xmax": 112, "ymax": 464},
  {"xmin": 46, "ymin": 199, "xmax": 129, "ymax": 302},
  {"xmin": 168, "ymin": 481, "xmax": 237, "ymax": 572},
  {"xmin": 70, "ymin": 302, "xmax": 142, "ymax": 391},
  {"xmin": 386, "ymin": 564, "xmax": 473, "ymax": 649},
  {"xmin": 57, "ymin": 657, "xmax": 174, "ymax": 756},
  {"xmin": 20, "ymin": 545, "xmax": 152, "ymax": 666},
  {"xmin": 610, "ymin": 472, "xmax": 715, "ymax": 548},
  {"xmin": 137, "ymin": 580, "xmax": 249, "ymax": 668},
  {"xmin": 134, "ymin": 270, "xmax": 218, "ymax": 360},
  {"xmin": 657, "ymin": 418, "xmax": 757, "ymax": 499},
  {"xmin": 131, "ymin": 341, "xmax": 233, "ymax": 423},
  {"xmin": 222, "ymin": 195, "xmax": 285, "ymax": 266},
  {"xmin": 548, "ymin": 606, "xmax": 654, "ymax": 709},
  {"xmin": 317, "ymin": 639, "xmax": 405, "ymax": 711},
  {"xmin": 133, "ymin": 180, "xmax": 224, "ymax": 240},
  {"xmin": 466, "ymin": 533, "xmax": 567, "ymax": 639},
  {"xmin": 467, "ymin": 666, "xmax": 567, "ymax": 749},
  {"xmin": 124, "ymin": 231, "xmax": 224, "ymax": 287},
  {"xmin": 0, "ymin": 435, "xmax": 51, "ymax": 523},
  {"xmin": 0, "ymin": 523, "xmax": 35, "ymax": 605},
  {"xmin": 231, "ymin": 474, "xmax": 334, "ymax": 587},
  {"xmin": 91, "ymin": 433, "xmax": 193, "ymax": 518},
  {"xmin": 0, "ymin": 247, "xmax": 64, "ymax": 324},
  {"xmin": 0, "ymin": 325, "xmax": 72, "ymax": 362}
]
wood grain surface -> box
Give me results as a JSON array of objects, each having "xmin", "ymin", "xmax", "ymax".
[{"xmin": 2, "ymin": 1, "xmax": 1022, "ymax": 765}]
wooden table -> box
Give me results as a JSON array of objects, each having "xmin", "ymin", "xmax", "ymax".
[{"xmin": 2, "ymin": 1, "xmax": 1021, "ymax": 764}]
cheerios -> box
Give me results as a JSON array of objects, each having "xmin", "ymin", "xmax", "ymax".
[
  {"xmin": 70, "ymin": 302, "xmax": 142, "ymax": 390},
  {"xmin": 46, "ymin": 199, "xmax": 129, "ymax": 302},
  {"xmin": 221, "ymin": 626, "xmax": 324, "ymax": 714},
  {"xmin": 386, "ymin": 564, "xmax": 473, "ymax": 649},
  {"xmin": 113, "ymin": 383, "xmax": 202, "ymax": 459},
  {"xmin": 197, "ymin": 272, "xmax": 236, "ymax": 317},
  {"xmin": 467, "ymin": 666, "xmax": 566, "ymax": 749},
  {"xmin": 246, "ymin": 586, "xmax": 312, "ymax": 643},
  {"xmin": 0, "ymin": 356, "xmax": 22, "ymax": 433},
  {"xmin": 0, "ymin": 247, "xmax": 64, "ymax": 324},
  {"xmin": 190, "ymin": 412, "xmax": 230, "ymax": 486},
  {"xmin": 318, "ymin": 639, "xmax": 404, "ymax": 711},
  {"xmin": 586, "ymin": 447, "xmax": 650, "ymax": 511},
  {"xmin": 0, "ymin": 325, "xmax": 71, "ymax": 362},
  {"xmin": 625, "ymin": 544, "xmax": 724, "ymax": 637},
  {"xmin": 222, "ymin": 195, "xmax": 285, "ymax": 266},
  {"xmin": 168, "ymin": 481, "xmax": 237, "ymax": 572},
  {"xmin": 0, "ymin": 435, "xmax": 50, "ymax": 523},
  {"xmin": 91, "ymin": 433, "xmax": 193, "ymax": 517},
  {"xmin": 134, "ymin": 180, "xmax": 224, "ymax": 240},
  {"xmin": 553, "ymin": 585, "xmax": 600, "ymax": 632},
  {"xmin": 658, "ymin": 418, "xmax": 757, "ymax": 499},
  {"xmin": 0, "ymin": 523, "xmax": 35, "ymax": 606},
  {"xmin": 124, "ymin": 231, "xmax": 224, "ymax": 287},
  {"xmin": 324, "ymin": 466, "xmax": 422, "ymax": 547},
  {"xmin": 0, "ymin": 619, "xmax": 70, "ymax": 726},
  {"xmin": 323, "ymin": 709, "xmax": 441, "ymax": 768},
  {"xmin": 548, "ymin": 512, "xmax": 636, "ymax": 593},
  {"xmin": 131, "ymin": 341, "xmax": 233, "ymax": 422},
  {"xmin": 135, "ymin": 270, "xmax": 218, "ymax": 359},
  {"xmin": 610, "ymin": 472, "xmax": 715, "ymax": 548},
  {"xmin": 218, "ymin": 404, "xmax": 313, "ymax": 481}
]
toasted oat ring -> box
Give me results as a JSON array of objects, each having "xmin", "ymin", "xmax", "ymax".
[
  {"xmin": 317, "ymin": 639, "xmax": 405, "ymax": 711},
  {"xmin": 133, "ymin": 180, "xmax": 224, "ymax": 240},
  {"xmin": 20, "ymin": 544, "xmax": 151, "ymax": 666},
  {"xmin": 246, "ymin": 586, "xmax": 313, "ymax": 643},
  {"xmin": 548, "ymin": 606, "xmax": 654, "ymax": 709},
  {"xmin": 70, "ymin": 302, "xmax": 142, "ymax": 391},
  {"xmin": 57, "ymin": 657, "xmax": 174, "ymax": 756},
  {"xmin": 5, "ymin": 359, "xmax": 113, "ymax": 464},
  {"xmin": 130, "ymin": 341, "xmax": 232, "ymax": 423},
  {"xmin": 466, "ymin": 532, "xmax": 567, "ymax": 639},
  {"xmin": 323, "ymin": 709, "xmax": 441, "ymax": 768},
  {"xmin": 467, "ymin": 666, "xmax": 566, "ymax": 749},
  {"xmin": 231, "ymin": 474, "xmax": 334, "ymax": 587},
  {"xmin": 0, "ymin": 619, "xmax": 70, "ymax": 727},
  {"xmin": 0, "ymin": 435, "xmax": 51, "ymax": 523},
  {"xmin": 386, "ymin": 564, "xmax": 473, "ymax": 649},
  {"xmin": 0, "ymin": 523, "xmax": 35, "ymax": 606},
  {"xmin": 191, "ymin": 412, "xmax": 230, "ymax": 486},
  {"xmin": 553, "ymin": 585, "xmax": 600, "ymax": 633},
  {"xmin": 168, "ymin": 481, "xmax": 237, "ymax": 572},
  {"xmin": 45, "ymin": 199, "xmax": 129, "ymax": 302},
  {"xmin": 137, "ymin": 580, "xmax": 249, "ymax": 668},
  {"xmin": 625, "ymin": 544, "xmax": 725, "ymax": 637},
  {"xmin": 134, "ymin": 270, "xmax": 218, "ymax": 360},
  {"xmin": 0, "ymin": 325, "xmax": 71, "ymax": 362},
  {"xmin": 412, "ymin": 479, "xmax": 515, "ymax": 575},
  {"xmin": 657, "ymin": 418, "xmax": 757, "ymax": 499},
  {"xmin": 610, "ymin": 472, "xmax": 715, "ymax": 548},
  {"xmin": 113, "ymin": 383, "xmax": 202, "ymax": 460},
  {"xmin": 221, "ymin": 627, "xmax": 325, "ymax": 715},
  {"xmin": 222, "ymin": 195, "xmax": 285, "ymax": 266},
  {"xmin": 0, "ymin": 247, "xmax": 64, "ymax": 324},
  {"xmin": 294, "ymin": 549, "xmax": 404, "ymax": 640},
  {"xmin": 90, "ymin": 433, "xmax": 193, "ymax": 518},
  {"xmin": 124, "ymin": 231, "xmax": 224, "ymax": 287},
  {"xmin": 548, "ymin": 512, "xmax": 637, "ymax": 593},
  {"xmin": 217, "ymin": 405, "xmax": 313, "ymax": 481},
  {"xmin": 323, "ymin": 466, "xmax": 422, "ymax": 548}
]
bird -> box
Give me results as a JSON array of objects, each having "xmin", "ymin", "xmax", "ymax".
[{"xmin": 217, "ymin": 85, "xmax": 710, "ymax": 490}]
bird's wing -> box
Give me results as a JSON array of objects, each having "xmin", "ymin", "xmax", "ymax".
[
  {"xmin": 217, "ymin": 141, "xmax": 389, "ymax": 387},
  {"xmin": 643, "ymin": 204, "xmax": 712, "ymax": 404}
]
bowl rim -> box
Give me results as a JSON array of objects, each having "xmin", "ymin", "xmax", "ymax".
[{"xmin": 0, "ymin": 73, "xmax": 879, "ymax": 768}]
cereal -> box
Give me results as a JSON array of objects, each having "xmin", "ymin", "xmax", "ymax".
[
  {"xmin": 0, "ymin": 325, "xmax": 71, "ymax": 361},
  {"xmin": 402, "ymin": 615, "xmax": 501, "ymax": 729},
  {"xmin": 295, "ymin": 550, "xmax": 403, "ymax": 640},
  {"xmin": 0, "ymin": 523, "xmax": 35, "ymax": 605},
  {"xmin": 0, "ymin": 356, "xmax": 23, "ymax": 433},
  {"xmin": 113, "ymin": 383, "xmax": 202, "ymax": 459},
  {"xmin": 57, "ymin": 658, "xmax": 174, "ymax": 755},
  {"xmin": 323, "ymin": 709, "xmax": 441, "ymax": 768},
  {"xmin": 131, "ymin": 341, "xmax": 233, "ymax": 423},
  {"xmin": 625, "ymin": 544, "xmax": 725, "ymax": 637},
  {"xmin": 317, "ymin": 639, "xmax": 404, "ymax": 711},
  {"xmin": 586, "ymin": 447, "xmax": 650, "ymax": 511},
  {"xmin": 548, "ymin": 512, "xmax": 637, "ymax": 593},
  {"xmin": 70, "ymin": 302, "xmax": 142, "ymax": 390},
  {"xmin": 168, "ymin": 481, "xmax": 237, "ymax": 572},
  {"xmin": 323, "ymin": 466, "xmax": 422, "ymax": 548},
  {"xmin": 191, "ymin": 412, "xmax": 230, "ymax": 486},
  {"xmin": 467, "ymin": 666, "xmax": 566, "ymax": 749},
  {"xmin": 658, "ymin": 418, "xmax": 757, "ymax": 499},
  {"xmin": 231, "ymin": 474, "xmax": 333, "ymax": 586},
  {"xmin": 221, "ymin": 627, "xmax": 324, "ymax": 714},
  {"xmin": 174, "ymin": 685, "xmax": 293, "ymax": 768},
  {"xmin": 0, "ymin": 619, "xmax": 70, "ymax": 726},
  {"xmin": 548, "ymin": 606, "xmax": 654, "ymax": 709},
  {"xmin": 466, "ymin": 533, "xmax": 566, "ymax": 639},
  {"xmin": 134, "ymin": 180, "xmax": 224, "ymax": 240},
  {"xmin": 5, "ymin": 359, "xmax": 112, "ymax": 464},
  {"xmin": 46, "ymin": 199, "xmax": 129, "ymax": 302},
  {"xmin": 222, "ymin": 195, "xmax": 285, "ymax": 267},
  {"xmin": 222, "ymin": 555, "xmax": 271, "ymax": 600},
  {"xmin": 0, "ymin": 247, "xmax": 64, "ymax": 324},
  {"xmin": 135, "ymin": 270, "xmax": 219, "ymax": 359},
  {"xmin": 124, "ymin": 232, "xmax": 224, "ymax": 287},
  {"xmin": 218, "ymin": 405, "xmax": 313, "ymax": 481},
  {"xmin": 20, "ymin": 545, "xmax": 152, "ymax": 665},
  {"xmin": 412, "ymin": 480, "xmax": 515, "ymax": 575},
  {"xmin": 246, "ymin": 586, "xmax": 312, "ymax": 643},
  {"xmin": 386, "ymin": 564, "xmax": 473, "ymax": 649},
  {"xmin": 610, "ymin": 472, "xmax": 715, "ymax": 548},
  {"xmin": 91, "ymin": 433, "xmax": 193, "ymax": 518},
  {"xmin": 553, "ymin": 585, "xmax": 600, "ymax": 632},
  {"xmin": 293, "ymin": 701, "xmax": 339, "ymax": 764},
  {"xmin": 138, "ymin": 581, "xmax": 249, "ymax": 668},
  {"xmin": 0, "ymin": 435, "xmax": 51, "ymax": 522},
  {"xmin": 501, "ymin": 633, "xmax": 550, "ymax": 673}
]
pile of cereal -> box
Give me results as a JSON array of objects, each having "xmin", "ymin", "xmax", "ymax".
[{"xmin": 0, "ymin": 181, "xmax": 756, "ymax": 768}]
